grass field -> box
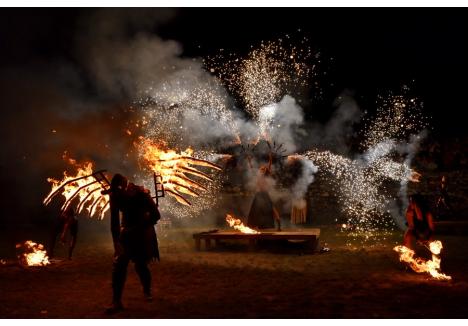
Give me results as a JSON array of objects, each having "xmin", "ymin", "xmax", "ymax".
[{"xmin": 1, "ymin": 225, "xmax": 467, "ymax": 318}]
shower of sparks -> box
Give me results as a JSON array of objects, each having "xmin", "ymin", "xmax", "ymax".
[
  {"xmin": 126, "ymin": 38, "xmax": 429, "ymax": 236},
  {"xmin": 138, "ymin": 75, "xmax": 239, "ymax": 149},
  {"xmin": 302, "ymin": 93, "xmax": 428, "ymax": 238},
  {"xmin": 361, "ymin": 90, "xmax": 429, "ymax": 150},
  {"xmin": 205, "ymin": 38, "xmax": 316, "ymax": 121}
]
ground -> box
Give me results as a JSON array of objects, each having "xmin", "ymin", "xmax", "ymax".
[{"xmin": 1, "ymin": 225, "xmax": 468, "ymax": 318}]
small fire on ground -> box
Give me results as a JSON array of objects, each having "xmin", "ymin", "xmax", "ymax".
[
  {"xmin": 393, "ymin": 240, "xmax": 451, "ymax": 281},
  {"xmin": 16, "ymin": 241, "xmax": 50, "ymax": 267},
  {"xmin": 225, "ymin": 214, "xmax": 260, "ymax": 234}
]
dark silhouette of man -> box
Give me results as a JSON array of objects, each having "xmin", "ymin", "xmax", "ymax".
[
  {"xmin": 49, "ymin": 206, "xmax": 78, "ymax": 260},
  {"xmin": 104, "ymin": 173, "xmax": 160, "ymax": 313},
  {"xmin": 247, "ymin": 155, "xmax": 281, "ymax": 230}
]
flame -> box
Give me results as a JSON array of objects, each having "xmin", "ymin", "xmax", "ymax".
[
  {"xmin": 409, "ymin": 170, "xmax": 422, "ymax": 183},
  {"xmin": 138, "ymin": 137, "xmax": 221, "ymax": 206},
  {"xmin": 16, "ymin": 241, "xmax": 50, "ymax": 266},
  {"xmin": 393, "ymin": 240, "xmax": 451, "ymax": 281},
  {"xmin": 225, "ymin": 214, "xmax": 260, "ymax": 234},
  {"xmin": 44, "ymin": 155, "xmax": 109, "ymax": 219}
]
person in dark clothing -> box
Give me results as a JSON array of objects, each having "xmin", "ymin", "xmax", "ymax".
[
  {"xmin": 104, "ymin": 173, "xmax": 160, "ymax": 314},
  {"xmin": 404, "ymin": 194, "xmax": 435, "ymax": 249},
  {"xmin": 436, "ymin": 175, "xmax": 452, "ymax": 214},
  {"xmin": 49, "ymin": 206, "xmax": 78, "ymax": 260},
  {"xmin": 247, "ymin": 156, "xmax": 281, "ymax": 230}
]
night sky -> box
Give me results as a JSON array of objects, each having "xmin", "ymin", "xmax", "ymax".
[
  {"xmin": 0, "ymin": 8, "xmax": 467, "ymax": 226},
  {"xmin": 1, "ymin": 8, "xmax": 467, "ymax": 135}
]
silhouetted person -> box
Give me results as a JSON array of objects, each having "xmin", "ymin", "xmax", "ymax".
[
  {"xmin": 436, "ymin": 175, "xmax": 452, "ymax": 214},
  {"xmin": 404, "ymin": 194, "xmax": 435, "ymax": 249},
  {"xmin": 49, "ymin": 206, "xmax": 78, "ymax": 260},
  {"xmin": 104, "ymin": 173, "xmax": 160, "ymax": 313},
  {"xmin": 247, "ymin": 155, "xmax": 281, "ymax": 230}
]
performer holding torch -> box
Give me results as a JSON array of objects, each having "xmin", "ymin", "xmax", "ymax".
[{"xmin": 103, "ymin": 173, "xmax": 160, "ymax": 314}]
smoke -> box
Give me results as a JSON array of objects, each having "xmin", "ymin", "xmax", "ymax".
[
  {"xmin": 291, "ymin": 159, "xmax": 318, "ymax": 200},
  {"xmin": 74, "ymin": 8, "xmax": 179, "ymax": 100},
  {"xmin": 388, "ymin": 131, "xmax": 428, "ymax": 230},
  {"xmin": 304, "ymin": 92, "xmax": 362, "ymax": 155},
  {"xmin": 0, "ymin": 9, "xmax": 183, "ymax": 225},
  {"xmin": 257, "ymin": 95, "xmax": 306, "ymax": 153}
]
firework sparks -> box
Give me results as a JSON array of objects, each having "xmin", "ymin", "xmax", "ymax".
[{"xmin": 205, "ymin": 38, "xmax": 315, "ymax": 121}]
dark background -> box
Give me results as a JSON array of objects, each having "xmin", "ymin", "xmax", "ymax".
[
  {"xmin": 0, "ymin": 8, "xmax": 467, "ymax": 228},
  {"xmin": 1, "ymin": 8, "xmax": 467, "ymax": 135}
]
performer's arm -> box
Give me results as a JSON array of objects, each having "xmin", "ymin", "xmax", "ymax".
[
  {"xmin": 406, "ymin": 207, "xmax": 415, "ymax": 229},
  {"xmin": 145, "ymin": 193, "xmax": 161, "ymax": 225},
  {"xmin": 60, "ymin": 219, "xmax": 70, "ymax": 243},
  {"xmin": 427, "ymin": 212, "xmax": 435, "ymax": 232},
  {"xmin": 273, "ymin": 207, "xmax": 281, "ymax": 231},
  {"xmin": 110, "ymin": 196, "xmax": 121, "ymax": 253}
]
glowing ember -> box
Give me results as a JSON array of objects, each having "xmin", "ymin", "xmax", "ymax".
[
  {"xmin": 393, "ymin": 240, "xmax": 451, "ymax": 281},
  {"xmin": 16, "ymin": 241, "xmax": 50, "ymax": 266},
  {"xmin": 138, "ymin": 137, "xmax": 222, "ymax": 206},
  {"xmin": 44, "ymin": 155, "xmax": 109, "ymax": 219},
  {"xmin": 225, "ymin": 214, "xmax": 260, "ymax": 234}
]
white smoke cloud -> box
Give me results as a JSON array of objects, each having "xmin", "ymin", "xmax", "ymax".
[{"xmin": 257, "ymin": 95, "xmax": 306, "ymax": 153}]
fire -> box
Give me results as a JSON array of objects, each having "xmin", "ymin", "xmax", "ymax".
[
  {"xmin": 225, "ymin": 214, "xmax": 260, "ymax": 234},
  {"xmin": 16, "ymin": 241, "xmax": 50, "ymax": 266},
  {"xmin": 393, "ymin": 240, "xmax": 451, "ymax": 281},
  {"xmin": 138, "ymin": 137, "xmax": 222, "ymax": 206},
  {"xmin": 44, "ymin": 155, "xmax": 109, "ymax": 219}
]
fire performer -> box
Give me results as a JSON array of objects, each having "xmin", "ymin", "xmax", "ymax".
[
  {"xmin": 247, "ymin": 155, "xmax": 281, "ymax": 230},
  {"xmin": 404, "ymin": 194, "xmax": 435, "ymax": 249},
  {"xmin": 49, "ymin": 206, "xmax": 78, "ymax": 260},
  {"xmin": 103, "ymin": 173, "xmax": 160, "ymax": 314}
]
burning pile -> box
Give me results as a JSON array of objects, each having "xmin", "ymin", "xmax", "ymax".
[
  {"xmin": 394, "ymin": 240, "xmax": 451, "ymax": 281},
  {"xmin": 138, "ymin": 137, "xmax": 222, "ymax": 206},
  {"xmin": 16, "ymin": 241, "xmax": 50, "ymax": 267},
  {"xmin": 225, "ymin": 214, "xmax": 260, "ymax": 234},
  {"xmin": 44, "ymin": 156, "xmax": 110, "ymax": 219}
]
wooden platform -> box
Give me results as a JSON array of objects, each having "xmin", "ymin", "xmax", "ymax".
[{"xmin": 193, "ymin": 229, "xmax": 320, "ymax": 253}]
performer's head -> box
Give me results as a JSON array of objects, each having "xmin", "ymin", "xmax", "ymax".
[
  {"xmin": 408, "ymin": 194, "xmax": 429, "ymax": 214},
  {"xmin": 259, "ymin": 164, "xmax": 271, "ymax": 176},
  {"xmin": 102, "ymin": 173, "xmax": 129, "ymax": 197}
]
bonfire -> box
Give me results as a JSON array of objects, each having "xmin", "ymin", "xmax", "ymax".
[{"xmin": 16, "ymin": 241, "xmax": 50, "ymax": 267}]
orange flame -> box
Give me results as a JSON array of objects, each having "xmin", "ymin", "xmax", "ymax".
[
  {"xmin": 16, "ymin": 241, "xmax": 50, "ymax": 266},
  {"xmin": 394, "ymin": 240, "xmax": 451, "ymax": 281},
  {"xmin": 138, "ymin": 138, "xmax": 221, "ymax": 206},
  {"xmin": 225, "ymin": 214, "xmax": 260, "ymax": 234},
  {"xmin": 409, "ymin": 170, "xmax": 422, "ymax": 183},
  {"xmin": 44, "ymin": 156, "xmax": 109, "ymax": 219}
]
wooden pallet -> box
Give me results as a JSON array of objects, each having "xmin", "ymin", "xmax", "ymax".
[{"xmin": 193, "ymin": 229, "xmax": 320, "ymax": 253}]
